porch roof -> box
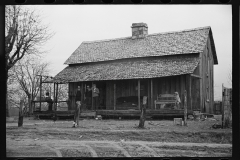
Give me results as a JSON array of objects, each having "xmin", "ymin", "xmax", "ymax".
[{"xmin": 53, "ymin": 55, "xmax": 199, "ymax": 83}]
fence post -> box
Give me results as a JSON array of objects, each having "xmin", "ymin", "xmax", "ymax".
[
  {"xmin": 184, "ymin": 90, "xmax": 187, "ymax": 126},
  {"xmin": 138, "ymin": 96, "xmax": 147, "ymax": 128}
]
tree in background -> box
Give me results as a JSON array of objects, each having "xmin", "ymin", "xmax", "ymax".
[
  {"xmin": 5, "ymin": 5, "xmax": 54, "ymax": 116},
  {"xmin": 7, "ymin": 74, "xmax": 29, "ymax": 116},
  {"xmin": 57, "ymin": 84, "xmax": 69, "ymax": 101},
  {"xmin": 11, "ymin": 56, "xmax": 51, "ymax": 115}
]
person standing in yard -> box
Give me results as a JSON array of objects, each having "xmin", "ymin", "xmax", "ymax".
[
  {"xmin": 92, "ymin": 84, "xmax": 99, "ymax": 110},
  {"xmin": 73, "ymin": 86, "xmax": 81, "ymax": 128},
  {"xmin": 85, "ymin": 85, "xmax": 92, "ymax": 110}
]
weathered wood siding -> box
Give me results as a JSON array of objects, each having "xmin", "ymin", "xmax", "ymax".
[
  {"xmin": 191, "ymin": 76, "xmax": 201, "ymax": 111},
  {"xmin": 202, "ymin": 44, "xmax": 207, "ymax": 113},
  {"xmin": 153, "ymin": 75, "xmax": 187, "ymax": 109},
  {"xmin": 207, "ymin": 37, "xmax": 214, "ymax": 114},
  {"xmin": 200, "ymin": 37, "xmax": 214, "ymax": 114},
  {"xmin": 191, "ymin": 60, "xmax": 201, "ymax": 111},
  {"xmin": 154, "ymin": 74, "xmax": 200, "ymax": 111},
  {"xmin": 106, "ymin": 81, "xmax": 114, "ymax": 109},
  {"xmin": 116, "ymin": 80, "xmax": 138, "ymax": 98},
  {"xmin": 106, "ymin": 79, "xmax": 147, "ymax": 109}
]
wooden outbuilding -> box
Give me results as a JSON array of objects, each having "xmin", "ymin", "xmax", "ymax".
[{"xmin": 53, "ymin": 23, "xmax": 218, "ymax": 117}]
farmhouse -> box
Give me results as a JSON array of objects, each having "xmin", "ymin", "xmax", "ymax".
[{"xmin": 53, "ymin": 23, "xmax": 218, "ymax": 117}]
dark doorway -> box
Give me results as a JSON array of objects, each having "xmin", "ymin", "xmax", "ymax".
[{"xmin": 84, "ymin": 82, "xmax": 92, "ymax": 110}]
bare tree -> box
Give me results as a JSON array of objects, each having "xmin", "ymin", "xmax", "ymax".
[
  {"xmin": 57, "ymin": 84, "xmax": 69, "ymax": 101},
  {"xmin": 5, "ymin": 5, "xmax": 53, "ymax": 72},
  {"xmin": 5, "ymin": 5, "xmax": 54, "ymax": 116},
  {"xmin": 12, "ymin": 57, "xmax": 51, "ymax": 114},
  {"xmin": 8, "ymin": 78, "xmax": 29, "ymax": 117}
]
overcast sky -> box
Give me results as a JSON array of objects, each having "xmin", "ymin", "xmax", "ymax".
[{"xmin": 28, "ymin": 5, "xmax": 232, "ymax": 101}]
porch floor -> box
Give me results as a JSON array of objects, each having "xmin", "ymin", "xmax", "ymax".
[{"xmin": 33, "ymin": 109, "xmax": 193, "ymax": 119}]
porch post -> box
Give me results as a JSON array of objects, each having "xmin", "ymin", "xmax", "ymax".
[
  {"xmin": 114, "ymin": 82, "xmax": 116, "ymax": 110},
  {"xmin": 81, "ymin": 82, "xmax": 84, "ymax": 107},
  {"xmin": 56, "ymin": 83, "xmax": 59, "ymax": 109},
  {"xmin": 151, "ymin": 79, "xmax": 153, "ymax": 109},
  {"xmin": 91, "ymin": 82, "xmax": 93, "ymax": 110},
  {"xmin": 148, "ymin": 79, "xmax": 150, "ymax": 109},
  {"xmin": 186, "ymin": 74, "xmax": 192, "ymax": 111},
  {"xmin": 138, "ymin": 79, "xmax": 140, "ymax": 110},
  {"xmin": 53, "ymin": 83, "xmax": 56, "ymax": 109}
]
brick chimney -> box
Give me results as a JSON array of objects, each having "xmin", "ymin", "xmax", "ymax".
[{"xmin": 131, "ymin": 23, "xmax": 148, "ymax": 39}]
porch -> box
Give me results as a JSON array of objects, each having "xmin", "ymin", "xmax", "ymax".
[
  {"xmin": 68, "ymin": 74, "xmax": 200, "ymax": 112},
  {"xmin": 33, "ymin": 110, "xmax": 97, "ymax": 119},
  {"xmin": 96, "ymin": 109, "xmax": 193, "ymax": 119},
  {"xmin": 33, "ymin": 108, "xmax": 193, "ymax": 120}
]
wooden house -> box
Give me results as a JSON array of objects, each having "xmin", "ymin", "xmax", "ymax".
[{"xmin": 53, "ymin": 23, "xmax": 218, "ymax": 117}]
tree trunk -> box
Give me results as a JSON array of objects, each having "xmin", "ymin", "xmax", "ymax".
[
  {"xmin": 139, "ymin": 96, "xmax": 147, "ymax": 128},
  {"xmin": 18, "ymin": 99, "xmax": 24, "ymax": 127},
  {"xmin": 6, "ymin": 75, "xmax": 9, "ymax": 117},
  {"xmin": 6, "ymin": 96, "xmax": 9, "ymax": 117},
  {"xmin": 28, "ymin": 96, "xmax": 33, "ymax": 115}
]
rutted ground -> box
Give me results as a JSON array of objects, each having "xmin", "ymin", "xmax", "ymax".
[
  {"xmin": 6, "ymin": 117, "xmax": 232, "ymax": 157},
  {"xmin": 6, "ymin": 139, "xmax": 232, "ymax": 157}
]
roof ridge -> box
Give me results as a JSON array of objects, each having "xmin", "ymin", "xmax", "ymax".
[
  {"xmin": 82, "ymin": 26, "xmax": 211, "ymax": 44},
  {"xmin": 82, "ymin": 36, "xmax": 132, "ymax": 44},
  {"xmin": 149, "ymin": 26, "xmax": 211, "ymax": 36}
]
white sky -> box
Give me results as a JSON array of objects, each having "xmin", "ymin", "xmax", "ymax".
[{"xmin": 28, "ymin": 5, "xmax": 232, "ymax": 101}]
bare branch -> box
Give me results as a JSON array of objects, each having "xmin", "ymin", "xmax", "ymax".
[{"xmin": 5, "ymin": 5, "xmax": 54, "ymax": 73}]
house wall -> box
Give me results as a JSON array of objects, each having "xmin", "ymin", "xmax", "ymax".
[
  {"xmin": 106, "ymin": 80, "xmax": 142, "ymax": 109},
  {"xmin": 106, "ymin": 81, "xmax": 114, "ymax": 109},
  {"xmin": 207, "ymin": 37, "xmax": 214, "ymax": 114},
  {"xmin": 153, "ymin": 75, "xmax": 199, "ymax": 110},
  {"xmin": 191, "ymin": 58, "xmax": 201, "ymax": 111},
  {"xmin": 200, "ymin": 37, "xmax": 214, "ymax": 114},
  {"xmin": 191, "ymin": 76, "xmax": 201, "ymax": 111},
  {"xmin": 105, "ymin": 74, "xmax": 200, "ymax": 111}
]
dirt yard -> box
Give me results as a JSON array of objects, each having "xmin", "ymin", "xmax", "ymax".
[{"xmin": 6, "ymin": 116, "xmax": 232, "ymax": 157}]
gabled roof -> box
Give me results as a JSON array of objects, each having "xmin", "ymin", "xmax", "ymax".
[
  {"xmin": 64, "ymin": 26, "xmax": 218, "ymax": 65},
  {"xmin": 53, "ymin": 55, "xmax": 199, "ymax": 83}
]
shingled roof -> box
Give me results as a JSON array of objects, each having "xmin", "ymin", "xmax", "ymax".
[
  {"xmin": 53, "ymin": 55, "xmax": 199, "ymax": 83},
  {"xmin": 64, "ymin": 26, "xmax": 218, "ymax": 65}
]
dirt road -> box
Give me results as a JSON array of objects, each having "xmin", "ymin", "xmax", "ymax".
[
  {"xmin": 6, "ymin": 117, "xmax": 232, "ymax": 157},
  {"xmin": 7, "ymin": 138, "xmax": 231, "ymax": 157}
]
